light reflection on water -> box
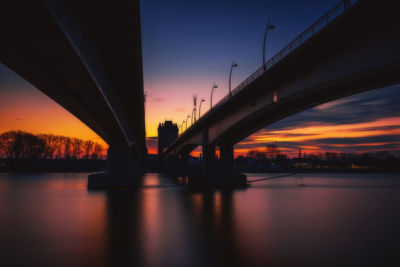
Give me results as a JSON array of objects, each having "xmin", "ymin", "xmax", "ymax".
[{"xmin": 0, "ymin": 172, "xmax": 400, "ymax": 266}]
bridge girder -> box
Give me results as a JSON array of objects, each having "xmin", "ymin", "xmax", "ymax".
[{"xmin": 1, "ymin": 0, "xmax": 147, "ymax": 156}]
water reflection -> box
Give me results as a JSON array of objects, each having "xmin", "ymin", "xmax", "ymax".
[
  {"xmin": 104, "ymin": 191, "xmax": 136, "ymax": 266},
  {"xmin": 0, "ymin": 173, "xmax": 400, "ymax": 266},
  {"xmin": 183, "ymin": 190, "xmax": 241, "ymax": 266},
  {"xmin": 99, "ymin": 177, "xmax": 243, "ymax": 266},
  {"xmin": 0, "ymin": 173, "xmax": 107, "ymax": 266}
]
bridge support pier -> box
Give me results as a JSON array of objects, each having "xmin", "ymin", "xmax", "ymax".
[
  {"xmin": 220, "ymin": 142, "xmax": 234, "ymax": 174},
  {"xmin": 202, "ymin": 143, "xmax": 216, "ymax": 175},
  {"xmin": 88, "ymin": 145, "xmax": 143, "ymax": 189},
  {"xmin": 187, "ymin": 130, "xmax": 247, "ymax": 187}
]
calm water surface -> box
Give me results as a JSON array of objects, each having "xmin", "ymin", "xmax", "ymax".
[{"xmin": 1, "ymin": 172, "xmax": 400, "ymax": 266}]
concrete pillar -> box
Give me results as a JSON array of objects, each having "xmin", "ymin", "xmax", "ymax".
[
  {"xmin": 220, "ymin": 142, "xmax": 234, "ymax": 173},
  {"xmin": 107, "ymin": 146, "xmax": 141, "ymax": 176},
  {"xmin": 189, "ymin": 130, "xmax": 246, "ymax": 187},
  {"xmin": 202, "ymin": 129, "xmax": 216, "ymax": 174},
  {"xmin": 88, "ymin": 144, "xmax": 142, "ymax": 188}
]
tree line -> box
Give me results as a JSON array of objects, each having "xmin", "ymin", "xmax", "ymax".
[
  {"xmin": 0, "ymin": 130, "xmax": 106, "ymax": 160},
  {"xmin": 245, "ymin": 143, "xmax": 287, "ymax": 161},
  {"xmin": 245, "ymin": 145, "xmax": 398, "ymax": 162},
  {"xmin": 235, "ymin": 143, "xmax": 400, "ymax": 171}
]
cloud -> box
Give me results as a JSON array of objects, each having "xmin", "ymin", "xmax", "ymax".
[
  {"xmin": 174, "ymin": 107, "xmax": 187, "ymax": 112},
  {"xmin": 151, "ymin": 97, "xmax": 164, "ymax": 102},
  {"xmin": 315, "ymin": 97, "xmax": 354, "ymax": 110},
  {"xmin": 267, "ymin": 85, "xmax": 400, "ymax": 131},
  {"xmin": 236, "ymin": 85, "xmax": 400, "ymax": 157},
  {"xmin": 308, "ymin": 135, "xmax": 400, "ymax": 145}
]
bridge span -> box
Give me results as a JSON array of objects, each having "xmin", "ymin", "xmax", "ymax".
[
  {"xmin": 1, "ymin": 0, "xmax": 146, "ymax": 187},
  {"xmin": 164, "ymin": 0, "xmax": 400, "ymax": 186}
]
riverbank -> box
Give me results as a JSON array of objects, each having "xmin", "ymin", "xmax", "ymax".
[{"xmin": 0, "ymin": 159, "xmax": 106, "ymax": 172}]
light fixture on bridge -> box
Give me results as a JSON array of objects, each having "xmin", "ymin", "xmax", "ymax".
[
  {"xmin": 181, "ymin": 121, "xmax": 185, "ymax": 134},
  {"xmin": 185, "ymin": 115, "xmax": 190, "ymax": 131},
  {"xmin": 210, "ymin": 83, "xmax": 218, "ymax": 109},
  {"xmin": 199, "ymin": 97, "xmax": 206, "ymax": 118},
  {"xmin": 273, "ymin": 90, "xmax": 278, "ymax": 103},
  {"xmin": 263, "ymin": 20, "xmax": 276, "ymax": 69},
  {"xmin": 229, "ymin": 61, "xmax": 238, "ymax": 97}
]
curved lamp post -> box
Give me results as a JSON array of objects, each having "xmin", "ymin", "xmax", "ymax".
[
  {"xmin": 199, "ymin": 97, "xmax": 205, "ymax": 118},
  {"xmin": 210, "ymin": 82, "xmax": 218, "ymax": 109},
  {"xmin": 185, "ymin": 115, "xmax": 190, "ymax": 131},
  {"xmin": 263, "ymin": 20, "xmax": 276, "ymax": 69},
  {"xmin": 229, "ymin": 61, "xmax": 238, "ymax": 97}
]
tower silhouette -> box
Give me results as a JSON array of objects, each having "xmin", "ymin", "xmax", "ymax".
[{"xmin": 157, "ymin": 121, "xmax": 178, "ymax": 160}]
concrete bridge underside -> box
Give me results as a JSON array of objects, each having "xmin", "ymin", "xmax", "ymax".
[
  {"xmin": 165, "ymin": 0, "xmax": 400, "ymax": 184},
  {"xmin": 1, "ymin": 1, "xmax": 146, "ymax": 187}
]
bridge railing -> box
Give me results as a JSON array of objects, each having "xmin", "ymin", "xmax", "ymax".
[{"xmin": 181, "ymin": 0, "xmax": 358, "ymax": 136}]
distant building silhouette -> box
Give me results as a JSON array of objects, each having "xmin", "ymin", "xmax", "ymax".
[{"xmin": 158, "ymin": 121, "xmax": 178, "ymax": 160}]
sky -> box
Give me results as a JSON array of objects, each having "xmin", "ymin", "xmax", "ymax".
[{"xmin": 0, "ymin": 0, "xmax": 399, "ymax": 157}]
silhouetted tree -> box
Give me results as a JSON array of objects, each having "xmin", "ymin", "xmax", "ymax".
[
  {"xmin": 246, "ymin": 149, "xmax": 266, "ymax": 161},
  {"xmin": 0, "ymin": 130, "xmax": 45, "ymax": 159},
  {"xmin": 83, "ymin": 140, "xmax": 95, "ymax": 159},
  {"xmin": 54, "ymin": 136, "xmax": 64, "ymax": 159},
  {"xmin": 266, "ymin": 143, "xmax": 281, "ymax": 159},
  {"xmin": 72, "ymin": 138, "xmax": 83, "ymax": 159},
  {"xmin": 38, "ymin": 134, "xmax": 58, "ymax": 159},
  {"xmin": 63, "ymin": 137, "xmax": 72, "ymax": 159},
  {"xmin": 235, "ymin": 155, "xmax": 247, "ymax": 167},
  {"xmin": 0, "ymin": 131, "xmax": 14, "ymax": 158},
  {"xmin": 325, "ymin": 152, "xmax": 337, "ymax": 161},
  {"xmin": 0, "ymin": 130, "xmax": 106, "ymax": 161},
  {"xmin": 92, "ymin": 143, "xmax": 104, "ymax": 159}
]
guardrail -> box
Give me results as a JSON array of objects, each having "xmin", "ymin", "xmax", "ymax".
[{"xmin": 180, "ymin": 0, "xmax": 358, "ymax": 137}]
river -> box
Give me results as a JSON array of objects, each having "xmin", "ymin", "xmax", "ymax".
[{"xmin": 0, "ymin": 172, "xmax": 399, "ymax": 266}]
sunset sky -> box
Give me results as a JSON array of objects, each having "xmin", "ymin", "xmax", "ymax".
[{"xmin": 1, "ymin": 0, "xmax": 399, "ymax": 157}]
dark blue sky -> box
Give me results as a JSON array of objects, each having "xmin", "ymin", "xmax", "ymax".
[{"xmin": 141, "ymin": 0, "xmax": 339, "ymax": 82}]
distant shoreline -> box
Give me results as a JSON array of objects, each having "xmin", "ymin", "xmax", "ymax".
[
  {"xmin": 0, "ymin": 159, "xmax": 106, "ymax": 173},
  {"xmin": 240, "ymin": 169, "xmax": 400, "ymax": 174},
  {"xmin": 1, "ymin": 158, "xmax": 399, "ymax": 174}
]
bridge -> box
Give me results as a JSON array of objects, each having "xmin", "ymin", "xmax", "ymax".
[
  {"xmin": 164, "ymin": 0, "xmax": 400, "ymax": 186},
  {"xmin": 0, "ymin": 0, "xmax": 146, "ymax": 188}
]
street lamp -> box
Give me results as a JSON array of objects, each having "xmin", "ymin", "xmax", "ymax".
[
  {"xmin": 185, "ymin": 115, "xmax": 190, "ymax": 131},
  {"xmin": 181, "ymin": 120, "xmax": 185, "ymax": 133},
  {"xmin": 210, "ymin": 82, "xmax": 218, "ymax": 109},
  {"xmin": 192, "ymin": 94, "xmax": 197, "ymax": 123},
  {"xmin": 199, "ymin": 97, "xmax": 205, "ymax": 118},
  {"xmin": 263, "ymin": 20, "xmax": 276, "ymax": 70},
  {"xmin": 229, "ymin": 61, "xmax": 238, "ymax": 97}
]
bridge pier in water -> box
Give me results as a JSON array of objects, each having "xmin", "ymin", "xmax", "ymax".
[
  {"xmin": 88, "ymin": 145, "xmax": 143, "ymax": 189},
  {"xmin": 186, "ymin": 130, "xmax": 247, "ymax": 187},
  {"xmin": 220, "ymin": 142, "xmax": 234, "ymax": 174},
  {"xmin": 201, "ymin": 131, "xmax": 216, "ymax": 175}
]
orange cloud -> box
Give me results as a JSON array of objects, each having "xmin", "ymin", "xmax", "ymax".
[{"xmin": 237, "ymin": 116, "xmax": 400, "ymax": 157}]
